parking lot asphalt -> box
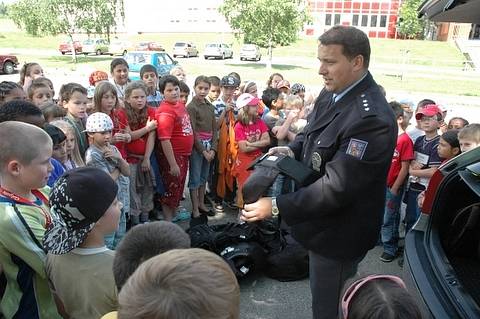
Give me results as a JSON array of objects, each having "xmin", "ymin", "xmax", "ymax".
[{"xmin": 175, "ymin": 203, "xmax": 402, "ymax": 319}]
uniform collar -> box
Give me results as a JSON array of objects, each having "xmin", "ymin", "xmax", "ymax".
[{"xmin": 333, "ymin": 72, "xmax": 368, "ymax": 103}]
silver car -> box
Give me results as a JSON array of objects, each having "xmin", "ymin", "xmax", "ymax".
[
  {"xmin": 240, "ymin": 44, "xmax": 262, "ymax": 61},
  {"xmin": 204, "ymin": 43, "xmax": 233, "ymax": 60},
  {"xmin": 173, "ymin": 42, "xmax": 198, "ymax": 58}
]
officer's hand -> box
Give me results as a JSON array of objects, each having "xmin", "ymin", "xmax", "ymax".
[
  {"xmin": 268, "ymin": 146, "xmax": 294, "ymax": 158},
  {"xmin": 240, "ymin": 197, "xmax": 272, "ymax": 222}
]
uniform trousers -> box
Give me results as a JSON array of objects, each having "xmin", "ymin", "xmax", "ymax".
[{"xmin": 309, "ymin": 251, "xmax": 365, "ymax": 319}]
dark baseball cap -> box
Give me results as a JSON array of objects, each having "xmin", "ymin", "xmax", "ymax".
[{"xmin": 220, "ymin": 75, "xmax": 240, "ymax": 87}]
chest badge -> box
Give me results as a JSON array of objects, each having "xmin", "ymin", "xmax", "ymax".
[
  {"xmin": 311, "ymin": 152, "xmax": 322, "ymax": 172},
  {"xmin": 346, "ymin": 138, "xmax": 368, "ymax": 160}
]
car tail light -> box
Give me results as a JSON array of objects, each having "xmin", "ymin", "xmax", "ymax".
[{"xmin": 421, "ymin": 169, "xmax": 444, "ymax": 215}]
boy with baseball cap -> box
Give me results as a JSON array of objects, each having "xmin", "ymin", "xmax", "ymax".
[
  {"xmin": 44, "ymin": 167, "xmax": 121, "ymax": 319},
  {"xmin": 214, "ymin": 75, "xmax": 240, "ymax": 127},
  {"xmin": 85, "ymin": 112, "xmax": 130, "ymax": 249},
  {"xmin": 404, "ymin": 104, "xmax": 443, "ymax": 233}
]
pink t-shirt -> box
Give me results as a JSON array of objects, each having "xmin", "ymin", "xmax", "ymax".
[
  {"xmin": 234, "ymin": 119, "xmax": 268, "ymax": 158},
  {"xmin": 387, "ymin": 132, "xmax": 415, "ymax": 188}
]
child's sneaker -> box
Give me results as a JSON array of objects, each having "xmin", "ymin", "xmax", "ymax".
[
  {"xmin": 172, "ymin": 209, "xmax": 191, "ymax": 222},
  {"xmin": 380, "ymin": 252, "xmax": 395, "ymax": 263}
]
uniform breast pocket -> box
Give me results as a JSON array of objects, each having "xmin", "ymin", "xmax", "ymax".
[{"xmin": 310, "ymin": 140, "xmax": 336, "ymax": 174}]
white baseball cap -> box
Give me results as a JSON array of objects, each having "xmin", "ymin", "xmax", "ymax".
[{"xmin": 85, "ymin": 112, "xmax": 114, "ymax": 133}]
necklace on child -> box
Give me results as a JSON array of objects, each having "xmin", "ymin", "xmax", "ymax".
[{"xmin": 0, "ymin": 187, "xmax": 52, "ymax": 228}]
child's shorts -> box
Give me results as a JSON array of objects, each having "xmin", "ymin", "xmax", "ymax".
[
  {"xmin": 157, "ymin": 152, "xmax": 189, "ymax": 209},
  {"xmin": 188, "ymin": 148, "xmax": 210, "ymax": 189}
]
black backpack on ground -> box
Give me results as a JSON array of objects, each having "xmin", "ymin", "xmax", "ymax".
[{"xmin": 188, "ymin": 220, "xmax": 309, "ymax": 281}]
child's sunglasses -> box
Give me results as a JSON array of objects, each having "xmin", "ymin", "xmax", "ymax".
[{"xmin": 341, "ymin": 274, "xmax": 407, "ymax": 319}]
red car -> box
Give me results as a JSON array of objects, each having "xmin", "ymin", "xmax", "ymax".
[
  {"xmin": 135, "ymin": 42, "xmax": 165, "ymax": 51},
  {"xmin": 59, "ymin": 40, "xmax": 83, "ymax": 55},
  {"xmin": 0, "ymin": 55, "xmax": 19, "ymax": 74}
]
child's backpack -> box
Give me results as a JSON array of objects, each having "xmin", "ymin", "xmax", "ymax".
[{"xmin": 188, "ymin": 220, "xmax": 309, "ymax": 281}]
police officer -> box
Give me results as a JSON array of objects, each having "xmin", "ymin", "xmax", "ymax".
[{"xmin": 241, "ymin": 26, "xmax": 397, "ymax": 319}]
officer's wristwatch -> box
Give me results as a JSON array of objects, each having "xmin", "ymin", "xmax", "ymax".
[{"xmin": 271, "ymin": 197, "xmax": 280, "ymax": 217}]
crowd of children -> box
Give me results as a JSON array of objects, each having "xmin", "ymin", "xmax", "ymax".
[
  {"xmin": 0, "ymin": 57, "xmax": 479, "ymax": 319},
  {"xmin": 380, "ymin": 99, "xmax": 479, "ymax": 264}
]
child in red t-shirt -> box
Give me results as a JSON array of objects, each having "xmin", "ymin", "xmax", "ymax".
[
  {"xmin": 116, "ymin": 81, "xmax": 158, "ymax": 225},
  {"xmin": 234, "ymin": 93, "xmax": 270, "ymax": 208},
  {"xmin": 380, "ymin": 102, "xmax": 414, "ymax": 263},
  {"xmin": 155, "ymin": 75, "xmax": 194, "ymax": 222}
]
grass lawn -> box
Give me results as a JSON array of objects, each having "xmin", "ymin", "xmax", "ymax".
[{"xmin": 1, "ymin": 18, "xmax": 476, "ymax": 96}]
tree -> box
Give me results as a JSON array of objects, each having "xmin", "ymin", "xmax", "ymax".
[
  {"xmin": 0, "ymin": 2, "xmax": 8, "ymax": 16},
  {"xmin": 9, "ymin": 0, "xmax": 124, "ymax": 61},
  {"xmin": 397, "ymin": 0, "xmax": 426, "ymax": 39},
  {"xmin": 219, "ymin": 0, "xmax": 309, "ymax": 68}
]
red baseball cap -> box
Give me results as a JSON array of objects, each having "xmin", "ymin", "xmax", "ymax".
[{"xmin": 415, "ymin": 104, "xmax": 442, "ymax": 120}]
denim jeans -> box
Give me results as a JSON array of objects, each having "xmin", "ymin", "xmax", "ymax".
[
  {"xmin": 404, "ymin": 187, "xmax": 423, "ymax": 233},
  {"xmin": 104, "ymin": 207, "xmax": 126, "ymax": 250},
  {"xmin": 150, "ymin": 152, "xmax": 165, "ymax": 195},
  {"xmin": 381, "ymin": 187, "xmax": 404, "ymax": 256}
]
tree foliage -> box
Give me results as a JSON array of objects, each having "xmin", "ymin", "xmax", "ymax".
[
  {"xmin": 9, "ymin": 0, "xmax": 124, "ymax": 41},
  {"xmin": 219, "ymin": 0, "xmax": 309, "ymax": 53},
  {"xmin": 0, "ymin": 2, "xmax": 8, "ymax": 16},
  {"xmin": 397, "ymin": 0, "xmax": 426, "ymax": 39}
]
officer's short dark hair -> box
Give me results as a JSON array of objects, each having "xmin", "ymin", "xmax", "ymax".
[
  {"xmin": 319, "ymin": 26, "xmax": 371, "ymax": 69},
  {"xmin": 389, "ymin": 101, "xmax": 404, "ymax": 120}
]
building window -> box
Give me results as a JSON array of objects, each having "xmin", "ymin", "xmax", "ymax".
[
  {"xmin": 334, "ymin": 14, "xmax": 341, "ymax": 25},
  {"xmin": 352, "ymin": 14, "xmax": 359, "ymax": 26},
  {"xmin": 370, "ymin": 15, "xmax": 378, "ymax": 27},
  {"xmin": 380, "ymin": 15, "xmax": 387, "ymax": 27},
  {"xmin": 361, "ymin": 15, "xmax": 368, "ymax": 27},
  {"xmin": 325, "ymin": 14, "xmax": 332, "ymax": 26}
]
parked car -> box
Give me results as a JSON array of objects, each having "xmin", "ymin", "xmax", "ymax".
[
  {"xmin": 204, "ymin": 43, "xmax": 233, "ymax": 60},
  {"xmin": 58, "ymin": 40, "xmax": 82, "ymax": 55},
  {"xmin": 240, "ymin": 44, "xmax": 262, "ymax": 61},
  {"xmin": 403, "ymin": 147, "xmax": 480, "ymax": 318},
  {"xmin": 82, "ymin": 39, "xmax": 109, "ymax": 55},
  {"xmin": 0, "ymin": 54, "xmax": 19, "ymax": 74},
  {"xmin": 108, "ymin": 41, "xmax": 131, "ymax": 56},
  {"xmin": 135, "ymin": 42, "xmax": 165, "ymax": 52},
  {"xmin": 173, "ymin": 42, "xmax": 198, "ymax": 58},
  {"xmin": 124, "ymin": 51, "xmax": 178, "ymax": 81}
]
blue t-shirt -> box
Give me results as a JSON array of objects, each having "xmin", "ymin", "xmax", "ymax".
[{"xmin": 47, "ymin": 158, "xmax": 65, "ymax": 187}]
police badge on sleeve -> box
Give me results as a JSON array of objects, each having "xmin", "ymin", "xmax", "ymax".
[{"xmin": 346, "ymin": 138, "xmax": 368, "ymax": 159}]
